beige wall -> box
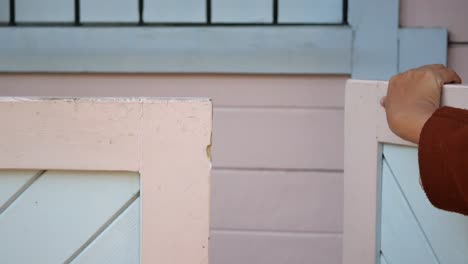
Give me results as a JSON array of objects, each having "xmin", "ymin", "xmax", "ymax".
[{"xmin": 0, "ymin": 74, "xmax": 347, "ymax": 264}]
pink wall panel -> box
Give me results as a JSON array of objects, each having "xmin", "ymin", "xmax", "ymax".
[
  {"xmin": 400, "ymin": 0, "xmax": 468, "ymax": 42},
  {"xmin": 449, "ymin": 45, "xmax": 468, "ymax": 83}
]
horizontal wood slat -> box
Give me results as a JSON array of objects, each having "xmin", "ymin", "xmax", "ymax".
[
  {"xmin": 212, "ymin": 0, "xmax": 272, "ymax": 23},
  {"xmin": 144, "ymin": 0, "xmax": 206, "ymax": 23},
  {"xmin": 0, "ymin": 0, "xmax": 8, "ymax": 23},
  {"xmin": 15, "ymin": 0, "xmax": 74, "ymax": 23},
  {"xmin": 80, "ymin": 0, "xmax": 139, "ymax": 23},
  {"xmin": 400, "ymin": 0, "xmax": 468, "ymax": 42},
  {"xmin": 278, "ymin": 0, "xmax": 343, "ymax": 24},
  {"xmin": 211, "ymin": 169, "xmax": 343, "ymax": 232},
  {"xmin": 0, "ymin": 74, "xmax": 347, "ymax": 108},
  {"xmin": 449, "ymin": 45, "xmax": 468, "ymax": 82},
  {"xmin": 0, "ymin": 26, "xmax": 352, "ymax": 74},
  {"xmin": 211, "ymin": 231, "xmax": 342, "ymax": 264},
  {"xmin": 0, "ymin": 171, "xmax": 139, "ymax": 264},
  {"xmin": 212, "ymin": 108, "xmax": 344, "ymax": 170}
]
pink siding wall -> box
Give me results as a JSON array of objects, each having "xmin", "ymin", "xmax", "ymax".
[
  {"xmin": 401, "ymin": 0, "xmax": 468, "ymax": 81},
  {"xmin": 0, "ymin": 74, "xmax": 347, "ymax": 264}
]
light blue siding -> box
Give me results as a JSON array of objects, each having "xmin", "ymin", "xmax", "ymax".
[
  {"xmin": 383, "ymin": 145, "xmax": 468, "ymax": 264},
  {"xmin": 143, "ymin": 0, "xmax": 206, "ymax": 23},
  {"xmin": 0, "ymin": 0, "xmax": 8, "ymax": 23},
  {"xmin": 399, "ymin": 28, "xmax": 448, "ymax": 72},
  {"xmin": 80, "ymin": 0, "xmax": 139, "ymax": 23},
  {"xmin": 212, "ymin": 0, "xmax": 272, "ymax": 23},
  {"xmin": 15, "ymin": 0, "xmax": 74, "ymax": 23},
  {"xmin": 278, "ymin": 0, "xmax": 343, "ymax": 24}
]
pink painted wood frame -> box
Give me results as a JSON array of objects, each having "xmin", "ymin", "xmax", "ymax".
[
  {"xmin": 0, "ymin": 97, "xmax": 212, "ymax": 264},
  {"xmin": 343, "ymin": 80, "xmax": 468, "ymax": 264}
]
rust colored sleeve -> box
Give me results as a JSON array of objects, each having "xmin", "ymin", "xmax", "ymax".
[{"xmin": 418, "ymin": 107, "xmax": 468, "ymax": 215}]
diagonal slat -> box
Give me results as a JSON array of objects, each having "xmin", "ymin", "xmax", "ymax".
[
  {"xmin": 71, "ymin": 197, "xmax": 140, "ymax": 264},
  {"xmin": 383, "ymin": 145, "xmax": 468, "ymax": 264},
  {"xmin": 380, "ymin": 160, "xmax": 439, "ymax": 264},
  {"xmin": 0, "ymin": 170, "xmax": 139, "ymax": 264},
  {"xmin": 0, "ymin": 170, "xmax": 41, "ymax": 212}
]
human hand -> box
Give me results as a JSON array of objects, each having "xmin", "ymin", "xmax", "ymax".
[{"xmin": 382, "ymin": 64, "xmax": 462, "ymax": 144}]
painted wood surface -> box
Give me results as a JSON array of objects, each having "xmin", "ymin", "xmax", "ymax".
[
  {"xmin": 0, "ymin": 74, "xmax": 348, "ymax": 108},
  {"xmin": 380, "ymin": 255, "xmax": 389, "ymax": 264},
  {"xmin": 15, "ymin": 0, "xmax": 74, "ymax": 23},
  {"xmin": 449, "ymin": 45, "xmax": 468, "ymax": 82},
  {"xmin": 80, "ymin": 0, "xmax": 139, "ymax": 23},
  {"xmin": 400, "ymin": 0, "xmax": 468, "ymax": 42},
  {"xmin": 278, "ymin": 0, "xmax": 343, "ymax": 24},
  {"xmin": 0, "ymin": 26, "xmax": 352, "ymax": 73},
  {"xmin": 211, "ymin": 231, "xmax": 342, "ymax": 264},
  {"xmin": 0, "ymin": 170, "xmax": 139, "ymax": 263},
  {"xmin": 72, "ymin": 197, "xmax": 140, "ymax": 264},
  {"xmin": 384, "ymin": 145, "xmax": 468, "ymax": 264},
  {"xmin": 348, "ymin": 0, "xmax": 399, "ymax": 80},
  {"xmin": 212, "ymin": 170, "xmax": 343, "ymax": 232},
  {"xmin": 0, "ymin": 0, "xmax": 8, "ymax": 23},
  {"xmin": 380, "ymin": 161, "xmax": 438, "ymax": 264},
  {"xmin": 399, "ymin": 28, "xmax": 448, "ymax": 72},
  {"xmin": 212, "ymin": 0, "xmax": 272, "ymax": 23},
  {"xmin": 143, "ymin": 0, "xmax": 205, "ymax": 23},
  {"xmin": 0, "ymin": 170, "xmax": 39, "ymax": 211}
]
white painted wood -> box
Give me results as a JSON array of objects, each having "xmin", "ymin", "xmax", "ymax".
[
  {"xmin": 278, "ymin": 0, "xmax": 343, "ymax": 24},
  {"xmin": 72, "ymin": 197, "xmax": 140, "ymax": 264},
  {"xmin": 399, "ymin": 28, "xmax": 448, "ymax": 72},
  {"xmin": 384, "ymin": 145, "xmax": 468, "ymax": 264},
  {"xmin": 211, "ymin": 170, "xmax": 343, "ymax": 232},
  {"xmin": 15, "ymin": 0, "xmax": 74, "ymax": 23},
  {"xmin": 0, "ymin": 0, "xmax": 8, "ymax": 23},
  {"xmin": 0, "ymin": 170, "xmax": 139, "ymax": 263},
  {"xmin": 211, "ymin": 230, "xmax": 342, "ymax": 264},
  {"xmin": 0, "ymin": 170, "xmax": 38, "ymax": 209},
  {"xmin": 0, "ymin": 97, "xmax": 212, "ymax": 264},
  {"xmin": 348, "ymin": 0, "xmax": 399, "ymax": 80},
  {"xmin": 212, "ymin": 0, "xmax": 272, "ymax": 23},
  {"xmin": 344, "ymin": 80, "xmax": 468, "ymax": 264},
  {"xmin": 380, "ymin": 254, "xmax": 389, "ymax": 264},
  {"xmin": 144, "ymin": 0, "xmax": 206, "ymax": 23},
  {"xmin": 0, "ymin": 26, "xmax": 352, "ymax": 74},
  {"xmin": 80, "ymin": 0, "xmax": 139, "ymax": 23},
  {"xmin": 380, "ymin": 161, "xmax": 438, "ymax": 264}
]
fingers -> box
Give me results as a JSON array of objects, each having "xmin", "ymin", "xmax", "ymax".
[
  {"xmin": 380, "ymin": 96, "xmax": 386, "ymax": 108},
  {"xmin": 437, "ymin": 67, "xmax": 463, "ymax": 85}
]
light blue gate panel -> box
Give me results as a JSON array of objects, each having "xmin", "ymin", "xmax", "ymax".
[
  {"xmin": 143, "ymin": 0, "xmax": 206, "ymax": 23},
  {"xmin": 80, "ymin": 0, "xmax": 139, "ymax": 23},
  {"xmin": 278, "ymin": 0, "xmax": 343, "ymax": 24},
  {"xmin": 212, "ymin": 0, "xmax": 272, "ymax": 23},
  {"xmin": 15, "ymin": 0, "xmax": 74, "ymax": 23},
  {"xmin": 399, "ymin": 28, "xmax": 448, "ymax": 72},
  {"xmin": 0, "ymin": 0, "xmax": 8, "ymax": 23}
]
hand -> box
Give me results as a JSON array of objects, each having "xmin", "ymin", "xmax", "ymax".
[{"xmin": 382, "ymin": 64, "xmax": 462, "ymax": 144}]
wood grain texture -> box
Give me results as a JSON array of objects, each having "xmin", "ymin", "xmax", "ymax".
[
  {"xmin": 140, "ymin": 101, "xmax": 212, "ymax": 264},
  {"xmin": 380, "ymin": 161, "xmax": 438, "ymax": 264},
  {"xmin": 144, "ymin": 0, "xmax": 206, "ymax": 23},
  {"xmin": 213, "ymin": 108, "xmax": 344, "ymax": 170},
  {"xmin": 0, "ymin": 98, "xmax": 141, "ymax": 171},
  {"xmin": 399, "ymin": 28, "xmax": 448, "ymax": 72},
  {"xmin": 80, "ymin": 0, "xmax": 139, "ymax": 23},
  {"xmin": 0, "ymin": 74, "xmax": 348, "ymax": 108},
  {"xmin": 0, "ymin": 170, "xmax": 139, "ymax": 264},
  {"xmin": 211, "ymin": 169, "xmax": 343, "ymax": 232},
  {"xmin": 0, "ymin": 26, "xmax": 352, "ymax": 74},
  {"xmin": 348, "ymin": 0, "xmax": 399, "ymax": 80},
  {"xmin": 449, "ymin": 44, "xmax": 468, "ymax": 83},
  {"xmin": 400, "ymin": 0, "xmax": 468, "ymax": 42},
  {"xmin": 72, "ymin": 197, "xmax": 140, "ymax": 264},
  {"xmin": 0, "ymin": 170, "xmax": 38, "ymax": 210},
  {"xmin": 212, "ymin": 0, "xmax": 272, "ymax": 23},
  {"xmin": 211, "ymin": 231, "xmax": 342, "ymax": 264},
  {"xmin": 384, "ymin": 145, "xmax": 468, "ymax": 264},
  {"xmin": 278, "ymin": 0, "xmax": 343, "ymax": 23},
  {"xmin": 0, "ymin": 0, "xmax": 8, "ymax": 23},
  {"xmin": 15, "ymin": 0, "xmax": 74, "ymax": 23}
]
